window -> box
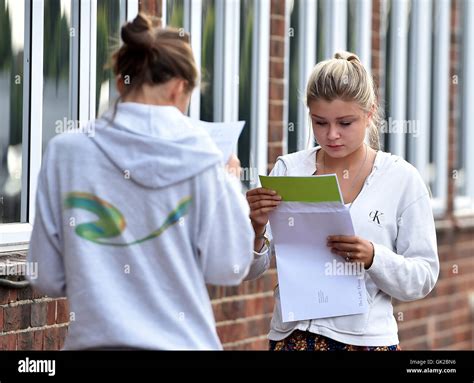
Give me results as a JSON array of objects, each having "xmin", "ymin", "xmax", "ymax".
[
  {"xmin": 238, "ymin": 0, "xmax": 269, "ymax": 184},
  {"xmin": 455, "ymin": 0, "xmax": 474, "ymax": 213},
  {"xmin": 287, "ymin": 0, "xmax": 317, "ymax": 154},
  {"xmin": 42, "ymin": 0, "xmax": 75, "ymax": 152},
  {"xmin": 166, "ymin": 0, "xmax": 184, "ymax": 27},
  {"xmin": 0, "ymin": 0, "xmax": 26, "ymax": 225},
  {"xmin": 382, "ymin": 0, "xmax": 452, "ymax": 216},
  {"xmin": 0, "ymin": 0, "xmax": 135, "ymax": 248},
  {"xmin": 96, "ymin": 0, "xmax": 126, "ymax": 116},
  {"xmin": 200, "ymin": 0, "xmax": 216, "ymax": 122}
]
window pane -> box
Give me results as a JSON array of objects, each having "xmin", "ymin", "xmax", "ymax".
[
  {"xmin": 288, "ymin": 0, "xmax": 300, "ymax": 153},
  {"xmin": 166, "ymin": 0, "xmax": 184, "ymax": 27},
  {"xmin": 96, "ymin": 0, "xmax": 125, "ymax": 116},
  {"xmin": 200, "ymin": 0, "xmax": 216, "ymax": 122},
  {"xmin": 238, "ymin": 0, "xmax": 254, "ymax": 176},
  {"xmin": 0, "ymin": 0, "xmax": 25, "ymax": 223},
  {"xmin": 42, "ymin": 0, "xmax": 73, "ymax": 153}
]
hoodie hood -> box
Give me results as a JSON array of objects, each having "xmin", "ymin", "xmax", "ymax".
[{"xmin": 89, "ymin": 102, "xmax": 223, "ymax": 189}]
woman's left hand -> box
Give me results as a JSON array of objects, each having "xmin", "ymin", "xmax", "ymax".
[{"xmin": 326, "ymin": 235, "xmax": 375, "ymax": 269}]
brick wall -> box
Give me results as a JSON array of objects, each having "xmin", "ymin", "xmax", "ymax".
[
  {"xmin": 267, "ymin": 0, "xmax": 287, "ymax": 171},
  {"xmin": 0, "ymin": 286, "xmax": 68, "ymax": 350}
]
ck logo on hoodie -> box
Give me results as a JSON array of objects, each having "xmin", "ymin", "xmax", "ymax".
[
  {"xmin": 63, "ymin": 192, "xmax": 192, "ymax": 246},
  {"xmin": 369, "ymin": 210, "xmax": 384, "ymax": 226}
]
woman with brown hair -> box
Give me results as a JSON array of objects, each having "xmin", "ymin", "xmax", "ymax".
[{"xmin": 28, "ymin": 14, "xmax": 254, "ymax": 350}]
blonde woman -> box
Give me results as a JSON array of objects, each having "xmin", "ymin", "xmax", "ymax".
[{"xmin": 246, "ymin": 51, "xmax": 439, "ymax": 351}]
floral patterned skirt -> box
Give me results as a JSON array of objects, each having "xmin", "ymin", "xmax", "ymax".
[{"xmin": 269, "ymin": 330, "xmax": 401, "ymax": 351}]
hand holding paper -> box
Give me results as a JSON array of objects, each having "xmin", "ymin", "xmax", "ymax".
[{"xmin": 259, "ymin": 174, "xmax": 368, "ymax": 322}]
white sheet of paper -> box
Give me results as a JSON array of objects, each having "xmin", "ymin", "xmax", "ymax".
[
  {"xmin": 269, "ymin": 202, "xmax": 369, "ymax": 322},
  {"xmin": 193, "ymin": 120, "xmax": 245, "ymax": 162}
]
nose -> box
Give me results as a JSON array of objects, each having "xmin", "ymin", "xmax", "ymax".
[{"xmin": 327, "ymin": 124, "xmax": 340, "ymax": 141}]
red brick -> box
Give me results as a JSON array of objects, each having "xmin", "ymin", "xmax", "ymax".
[
  {"xmin": 217, "ymin": 316, "xmax": 271, "ymax": 344},
  {"xmin": 47, "ymin": 301, "xmax": 56, "ymax": 325},
  {"xmin": 31, "ymin": 302, "xmax": 48, "ymax": 327},
  {"xmin": 0, "ymin": 307, "xmax": 3, "ymax": 330},
  {"xmin": 268, "ymin": 103, "xmax": 283, "ymax": 122},
  {"xmin": 32, "ymin": 330, "xmax": 44, "ymax": 350},
  {"xmin": 43, "ymin": 327, "xmax": 60, "ymax": 350},
  {"xmin": 58, "ymin": 326, "xmax": 68, "ymax": 350},
  {"xmin": 270, "ymin": 60, "xmax": 284, "ymax": 79},
  {"xmin": 271, "ymin": 17, "xmax": 285, "ymax": 36},
  {"xmin": 8, "ymin": 289, "xmax": 17, "ymax": 303},
  {"xmin": 0, "ymin": 288, "xmax": 10, "ymax": 304},
  {"xmin": 398, "ymin": 323, "xmax": 428, "ymax": 341},
  {"xmin": 0, "ymin": 333, "xmax": 18, "ymax": 350},
  {"xmin": 18, "ymin": 331, "xmax": 34, "ymax": 350},
  {"xmin": 268, "ymin": 143, "xmax": 283, "ymax": 164},
  {"xmin": 269, "ymin": 82, "xmax": 284, "ymax": 101},
  {"xmin": 56, "ymin": 300, "xmax": 70, "ymax": 324},
  {"xmin": 19, "ymin": 303, "xmax": 31, "ymax": 330},
  {"xmin": 3, "ymin": 306, "xmax": 21, "ymax": 332},
  {"xmin": 271, "ymin": 0, "xmax": 286, "ymax": 16},
  {"xmin": 17, "ymin": 286, "xmax": 33, "ymax": 301},
  {"xmin": 270, "ymin": 39, "xmax": 285, "ymax": 58},
  {"xmin": 217, "ymin": 322, "xmax": 247, "ymax": 344}
]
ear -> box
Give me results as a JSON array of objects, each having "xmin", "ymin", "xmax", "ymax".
[
  {"xmin": 116, "ymin": 75, "xmax": 126, "ymax": 96},
  {"xmin": 367, "ymin": 104, "xmax": 376, "ymax": 120},
  {"xmin": 168, "ymin": 78, "xmax": 187, "ymax": 102}
]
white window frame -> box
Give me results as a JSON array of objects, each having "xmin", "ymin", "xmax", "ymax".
[
  {"xmin": 455, "ymin": 0, "xmax": 474, "ymax": 215},
  {"xmin": 78, "ymin": 0, "xmax": 96, "ymax": 123},
  {"xmin": 407, "ymin": 0, "xmax": 431, "ymax": 194},
  {"xmin": 162, "ymin": 0, "xmax": 202, "ymax": 119},
  {"xmin": 184, "ymin": 0, "xmax": 202, "ymax": 120},
  {"xmin": 127, "ymin": 0, "xmax": 139, "ymax": 21},
  {"xmin": 387, "ymin": 0, "xmax": 409, "ymax": 157},
  {"xmin": 0, "ymin": 0, "xmax": 43, "ymax": 249},
  {"xmin": 215, "ymin": 0, "xmax": 240, "ymax": 122},
  {"xmin": 161, "ymin": 0, "xmax": 167, "ymax": 24},
  {"xmin": 250, "ymin": 0, "xmax": 270, "ymax": 177},
  {"xmin": 430, "ymin": 0, "xmax": 450, "ymax": 218},
  {"xmin": 294, "ymin": 0, "xmax": 316, "ymax": 152},
  {"xmin": 352, "ymin": 0, "xmax": 372, "ymax": 71},
  {"xmin": 327, "ymin": 0, "xmax": 347, "ymax": 57}
]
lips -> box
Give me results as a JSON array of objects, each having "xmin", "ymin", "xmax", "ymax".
[{"xmin": 327, "ymin": 145, "xmax": 343, "ymax": 148}]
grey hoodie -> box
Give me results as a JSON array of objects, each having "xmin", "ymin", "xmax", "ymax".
[{"xmin": 27, "ymin": 102, "xmax": 254, "ymax": 350}]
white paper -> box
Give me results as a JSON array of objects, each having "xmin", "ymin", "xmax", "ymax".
[
  {"xmin": 269, "ymin": 202, "xmax": 369, "ymax": 322},
  {"xmin": 193, "ymin": 120, "xmax": 245, "ymax": 162}
]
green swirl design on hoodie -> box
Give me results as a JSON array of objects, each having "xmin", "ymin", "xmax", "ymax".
[{"xmin": 64, "ymin": 192, "xmax": 192, "ymax": 246}]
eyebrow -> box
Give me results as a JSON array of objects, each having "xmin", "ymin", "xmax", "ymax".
[{"xmin": 311, "ymin": 114, "xmax": 358, "ymax": 120}]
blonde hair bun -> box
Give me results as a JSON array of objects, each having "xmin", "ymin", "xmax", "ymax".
[{"xmin": 334, "ymin": 51, "xmax": 361, "ymax": 63}]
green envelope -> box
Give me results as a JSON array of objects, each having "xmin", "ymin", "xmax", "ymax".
[{"xmin": 259, "ymin": 174, "xmax": 343, "ymax": 203}]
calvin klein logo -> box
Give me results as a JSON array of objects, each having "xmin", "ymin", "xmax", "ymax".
[{"xmin": 369, "ymin": 210, "xmax": 384, "ymax": 225}]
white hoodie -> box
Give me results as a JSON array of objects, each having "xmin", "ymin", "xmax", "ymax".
[
  {"xmin": 246, "ymin": 146, "xmax": 439, "ymax": 346},
  {"xmin": 27, "ymin": 103, "xmax": 254, "ymax": 350}
]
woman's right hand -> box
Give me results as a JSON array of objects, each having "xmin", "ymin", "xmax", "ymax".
[{"xmin": 246, "ymin": 187, "xmax": 282, "ymax": 233}]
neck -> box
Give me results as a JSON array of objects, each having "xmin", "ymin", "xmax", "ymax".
[{"xmin": 321, "ymin": 144, "xmax": 367, "ymax": 173}]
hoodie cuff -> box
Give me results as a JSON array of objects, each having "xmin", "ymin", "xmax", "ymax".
[
  {"xmin": 365, "ymin": 242, "xmax": 386, "ymax": 276},
  {"xmin": 253, "ymin": 244, "xmax": 269, "ymax": 259}
]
